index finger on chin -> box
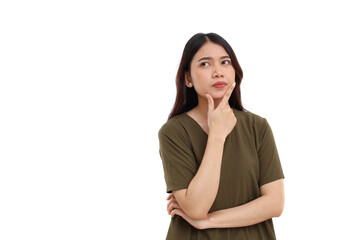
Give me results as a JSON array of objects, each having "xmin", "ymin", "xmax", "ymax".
[{"xmin": 218, "ymin": 82, "xmax": 236, "ymax": 108}]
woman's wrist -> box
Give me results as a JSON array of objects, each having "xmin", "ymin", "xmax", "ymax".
[{"xmin": 208, "ymin": 131, "xmax": 226, "ymax": 143}]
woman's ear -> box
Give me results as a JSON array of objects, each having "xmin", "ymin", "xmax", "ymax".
[{"xmin": 185, "ymin": 72, "xmax": 192, "ymax": 87}]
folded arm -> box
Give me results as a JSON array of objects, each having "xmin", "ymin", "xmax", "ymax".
[{"xmin": 208, "ymin": 178, "xmax": 284, "ymax": 228}]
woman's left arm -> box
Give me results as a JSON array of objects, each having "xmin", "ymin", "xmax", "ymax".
[
  {"xmin": 206, "ymin": 179, "xmax": 284, "ymax": 228},
  {"xmin": 168, "ymin": 179, "xmax": 284, "ymax": 229}
]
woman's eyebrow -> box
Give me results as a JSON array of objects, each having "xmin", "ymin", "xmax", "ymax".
[{"xmin": 197, "ymin": 56, "xmax": 230, "ymax": 62}]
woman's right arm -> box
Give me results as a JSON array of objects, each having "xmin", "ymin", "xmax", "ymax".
[
  {"xmin": 173, "ymin": 134, "xmax": 225, "ymax": 220},
  {"xmin": 172, "ymin": 82, "xmax": 237, "ymax": 220}
]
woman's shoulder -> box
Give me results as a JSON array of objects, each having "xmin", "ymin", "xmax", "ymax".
[
  {"xmin": 158, "ymin": 113, "xmax": 189, "ymax": 138},
  {"xmin": 232, "ymin": 108, "xmax": 267, "ymax": 125}
]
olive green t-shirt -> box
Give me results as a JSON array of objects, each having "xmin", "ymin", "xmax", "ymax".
[{"xmin": 158, "ymin": 108, "xmax": 284, "ymax": 240}]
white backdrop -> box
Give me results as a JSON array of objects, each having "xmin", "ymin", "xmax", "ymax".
[{"xmin": 1, "ymin": 0, "xmax": 359, "ymax": 239}]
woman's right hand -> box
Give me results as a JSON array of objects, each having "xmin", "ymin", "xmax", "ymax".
[{"xmin": 205, "ymin": 82, "xmax": 237, "ymax": 141}]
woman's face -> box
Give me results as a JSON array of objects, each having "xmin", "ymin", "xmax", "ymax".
[{"xmin": 186, "ymin": 41, "xmax": 236, "ymax": 101}]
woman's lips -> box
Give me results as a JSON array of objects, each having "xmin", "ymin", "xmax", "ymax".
[{"xmin": 213, "ymin": 82, "xmax": 227, "ymax": 88}]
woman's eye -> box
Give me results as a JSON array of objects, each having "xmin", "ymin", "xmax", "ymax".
[
  {"xmin": 200, "ymin": 62, "xmax": 209, "ymax": 67},
  {"xmin": 222, "ymin": 60, "xmax": 231, "ymax": 65}
]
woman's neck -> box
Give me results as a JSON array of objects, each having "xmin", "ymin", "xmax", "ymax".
[{"xmin": 193, "ymin": 96, "xmax": 222, "ymax": 120}]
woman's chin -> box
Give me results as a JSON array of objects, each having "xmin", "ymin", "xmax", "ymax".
[
  {"xmin": 210, "ymin": 92, "xmax": 226, "ymax": 100},
  {"xmin": 199, "ymin": 91, "xmax": 226, "ymax": 101}
]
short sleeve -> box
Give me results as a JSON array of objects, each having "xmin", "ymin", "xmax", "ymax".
[
  {"xmin": 256, "ymin": 118, "xmax": 284, "ymax": 187},
  {"xmin": 158, "ymin": 119, "xmax": 197, "ymax": 193}
]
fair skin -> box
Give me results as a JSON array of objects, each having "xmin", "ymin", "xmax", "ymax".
[
  {"xmin": 167, "ymin": 179, "xmax": 284, "ymax": 229},
  {"xmin": 166, "ymin": 41, "xmax": 285, "ymax": 228},
  {"xmin": 167, "ymin": 41, "xmax": 238, "ymax": 220},
  {"xmin": 185, "ymin": 41, "xmax": 237, "ymax": 134}
]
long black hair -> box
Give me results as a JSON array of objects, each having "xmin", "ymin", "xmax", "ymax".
[{"xmin": 168, "ymin": 32, "xmax": 249, "ymax": 120}]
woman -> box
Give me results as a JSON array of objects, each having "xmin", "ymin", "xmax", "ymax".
[{"xmin": 158, "ymin": 32, "xmax": 285, "ymax": 240}]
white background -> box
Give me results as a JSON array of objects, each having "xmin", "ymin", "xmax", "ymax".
[{"xmin": 1, "ymin": 0, "xmax": 359, "ymax": 239}]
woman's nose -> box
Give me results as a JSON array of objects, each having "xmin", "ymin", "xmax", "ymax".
[{"xmin": 212, "ymin": 65, "xmax": 224, "ymax": 78}]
